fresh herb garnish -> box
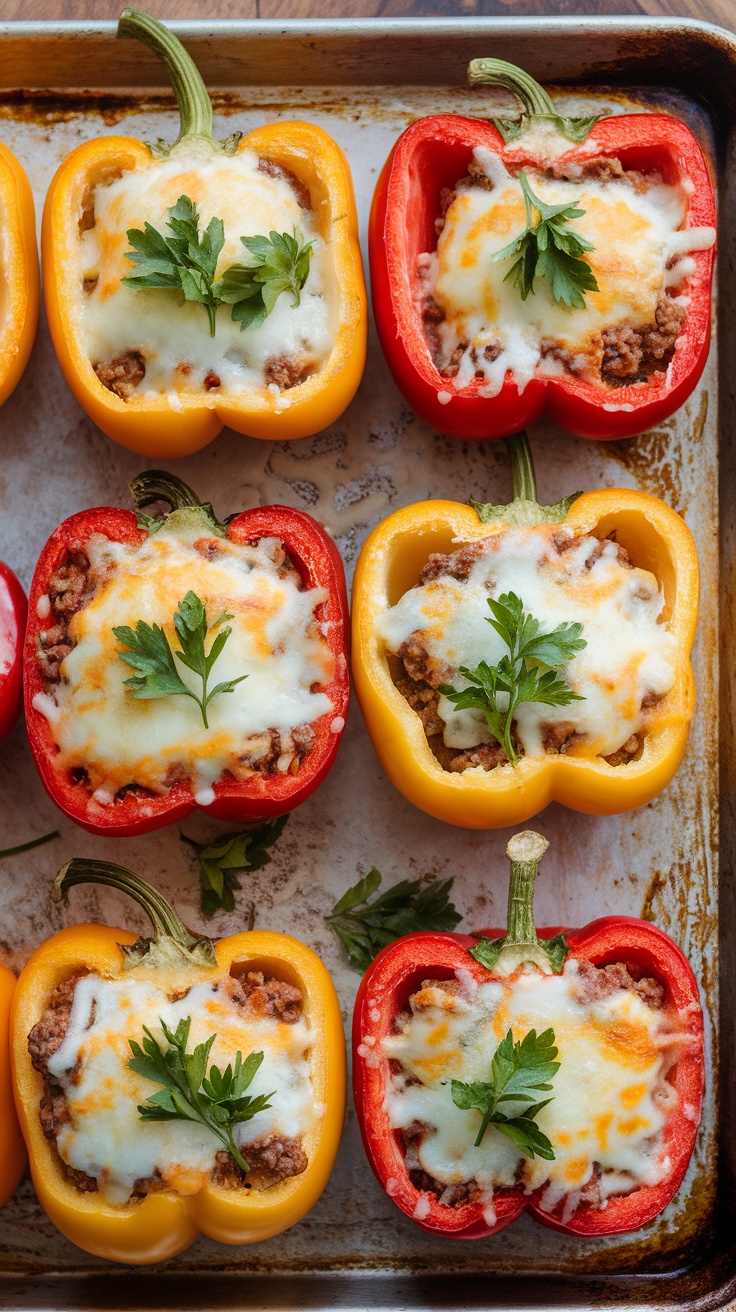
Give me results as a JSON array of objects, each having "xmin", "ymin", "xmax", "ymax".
[
  {"xmin": 439, "ymin": 591, "xmax": 586, "ymax": 767},
  {"xmin": 123, "ymin": 196, "xmax": 225, "ymax": 337},
  {"xmin": 492, "ymin": 171, "xmax": 599, "ymax": 308},
  {"xmin": 181, "ymin": 815, "xmax": 289, "ymax": 918},
  {"xmin": 325, "ymin": 869, "xmax": 462, "ymax": 974},
  {"xmin": 451, "ymin": 1027, "xmax": 559, "ymax": 1159},
  {"xmin": 0, "ymin": 830, "xmax": 60, "ymax": 859},
  {"xmin": 113, "ymin": 590, "xmax": 246, "ymax": 729},
  {"xmin": 128, "ymin": 1016, "xmax": 273, "ymax": 1175},
  {"xmin": 216, "ymin": 229, "xmax": 314, "ymax": 332},
  {"xmin": 123, "ymin": 195, "xmax": 312, "ymax": 337}
]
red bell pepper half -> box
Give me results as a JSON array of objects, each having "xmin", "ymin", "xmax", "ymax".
[
  {"xmin": 353, "ymin": 832, "xmax": 704, "ymax": 1238},
  {"xmin": 0, "ymin": 562, "xmax": 27, "ymax": 746},
  {"xmin": 370, "ymin": 58, "xmax": 716, "ymax": 442},
  {"xmin": 24, "ymin": 471, "xmax": 349, "ymax": 837}
]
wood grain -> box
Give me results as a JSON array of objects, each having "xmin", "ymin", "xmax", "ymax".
[{"xmin": 2, "ymin": 0, "xmax": 734, "ymax": 30}]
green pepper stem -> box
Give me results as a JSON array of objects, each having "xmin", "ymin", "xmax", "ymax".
[
  {"xmin": 130, "ymin": 469, "xmax": 202, "ymax": 512},
  {"xmin": 467, "ymin": 58, "xmax": 556, "ymax": 116},
  {"xmin": 504, "ymin": 831, "xmax": 548, "ymax": 945},
  {"xmin": 504, "ymin": 432, "xmax": 537, "ymax": 504},
  {"xmin": 53, "ymin": 859, "xmax": 218, "ymax": 968},
  {"xmin": 117, "ymin": 8, "xmax": 213, "ymax": 146}
]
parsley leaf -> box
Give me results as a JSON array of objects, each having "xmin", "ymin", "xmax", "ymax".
[
  {"xmin": 439, "ymin": 591, "xmax": 586, "ymax": 767},
  {"xmin": 325, "ymin": 869, "xmax": 462, "ymax": 974},
  {"xmin": 128, "ymin": 1016, "xmax": 273, "ymax": 1174},
  {"xmin": 123, "ymin": 195, "xmax": 313, "ymax": 337},
  {"xmin": 123, "ymin": 195, "xmax": 225, "ymax": 337},
  {"xmin": 216, "ymin": 229, "xmax": 314, "ymax": 332},
  {"xmin": 451, "ymin": 1027, "xmax": 559, "ymax": 1158},
  {"xmin": 492, "ymin": 171, "xmax": 599, "ymax": 308},
  {"xmin": 113, "ymin": 590, "xmax": 247, "ymax": 729},
  {"xmin": 181, "ymin": 815, "xmax": 289, "ymax": 918}
]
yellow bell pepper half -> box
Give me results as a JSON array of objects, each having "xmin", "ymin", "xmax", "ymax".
[
  {"xmin": 352, "ymin": 487, "xmax": 699, "ymax": 829},
  {"xmin": 0, "ymin": 142, "xmax": 39, "ymax": 410},
  {"xmin": 11, "ymin": 860, "xmax": 345, "ymax": 1264},
  {"xmin": 41, "ymin": 10, "xmax": 366, "ymax": 458}
]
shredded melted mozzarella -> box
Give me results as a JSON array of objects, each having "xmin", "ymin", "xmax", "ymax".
[
  {"xmin": 78, "ymin": 144, "xmax": 334, "ymax": 397},
  {"xmin": 420, "ymin": 146, "xmax": 715, "ymax": 395},
  {"xmin": 382, "ymin": 964, "xmax": 685, "ymax": 1211},
  {"xmin": 45, "ymin": 972, "xmax": 316, "ymax": 1205},
  {"xmin": 375, "ymin": 525, "xmax": 676, "ymax": 760},
  {"xmin": 33, "ymin": 516, "xmax": 334, "ymax": 801}
]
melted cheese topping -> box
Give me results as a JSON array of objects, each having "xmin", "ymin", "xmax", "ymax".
[
  {"xmin": 46, "ymin": 972, "xmax": 316, "ymax": 1205},
  {"xmin": 375, "ymin": 525, "xmax": 676, "ymax": 760},
  {"xmin": 382, "ymin": 964, "xmax": 685, "ymax": 1215},
  {"xmin": 33, "ymin": 516, "xmax": 334, "ymax": 802},
  {"xmin": 421, "ymin": 147, "xmax": 715, "ymax": 395},
  {"xmin": 79, "ymin": 144, "xmax": 333, "ymax": 397}
]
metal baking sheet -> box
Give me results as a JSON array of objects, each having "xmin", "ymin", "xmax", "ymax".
[{"xmin": 0, "ymin": 16, "xmax": 732, "ymax": 1310}]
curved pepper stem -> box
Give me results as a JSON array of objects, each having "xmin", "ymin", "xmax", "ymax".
[
  {"xmin": 468, "ymin": 59, "xmax": 555, "ymax": 117},
  {"xmin": 130, "ymin": 469, "xmax": 202, "ymax": 512},
  {"xmin": 117, "ymin": 9, "xmax": 241, "ymax": 155},
  {"xmin": 469, "ymin": 831, "xmax": 568, "ymax": 976},
  {"xmin": 469, "ymin": 431, "xmax": 581, "ymax": 527},
  {"xmin": 53, "ymin": 858, "xmax": 218, "ymax": 970},
  {"xmin": 466, "ymin": 56, "xmax": 606, "ymax": 146},
  {"xmin": 130, "ymin": 468, "xmax": 227, "ymax": 536}
]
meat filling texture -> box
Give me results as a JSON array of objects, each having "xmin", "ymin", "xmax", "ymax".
[
  {"xmin": 29, "ymin": 969, "xmax": 308, "ymax": 1199},
  {"xmin": 383, "ymin": 961, "xmax": 680, "ymax": 1215},
  {"xmin": 419, "ymin": 149, "xmax": 712, "ymax": 394},
  {"xmin": 81, "ymin": 147, "xmax": 332, "ymax": 400},
  {"xmin": 34, "ymin": 529, "xmax": 327, "ymax": 801},
  {"xmin": 383, "ymin": 527, "xmax": 670, "ymax": 773}
]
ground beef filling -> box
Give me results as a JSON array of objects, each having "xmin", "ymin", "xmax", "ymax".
[
  {"xmin": 35, "ymin": 540, "xmax": 318, "ymax": 793},
  {"xmin": 93, "ymin": 158, "xmax": 313, "ymax": 400},
  {"xmin": 425, "ymin": 156, "xmax": 687, "ymax": 387},
  {"xmin": 392, "ymin": 533, "xmax": 658, "ymax": 773},
  {"xmin": 397, "ymin": 964, "xmax": 664, "ymax": 1208},
  {"xmin": 28, "ymin": 969, "xmax": 307, "ymax": 1199}
]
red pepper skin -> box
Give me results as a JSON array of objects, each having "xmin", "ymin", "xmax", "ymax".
[
  {"xmin": 24, "ymin": 506, "xmax": 349, "ymax": 837},
  {"xmin": 0, "ymin": 563, "xmax": 27, "ymax": 747},
  {"xmin": 353, "ymin": 920, "xmax": 703, "ymax": 1238},
  {"xmin": 370, "ymin": 114, "xmax": 715, "ymax": 441}
]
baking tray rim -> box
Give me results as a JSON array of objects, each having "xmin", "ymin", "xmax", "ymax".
[{"xmin": 0, "ymin": 12, "xmax": 733, "ymax": 1311}]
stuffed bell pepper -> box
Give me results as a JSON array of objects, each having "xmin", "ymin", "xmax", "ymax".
[
  {"xmin": 352, "ymin": 432, "xmax": 698, "ymax": 828},
  {"xmin": 0, "ymin": 562, "xmax": 27, "ymax": 747},
  {"xmin": 0, "ymin": 143, "xmax": 39, "ymax": 409},
  {"xmin": 42, "ymin": 8, "xmax": 366, "ymax": 458},
  {"xmin": 370, "ymin": 58, "xmax": 716, "ymax": 441},
  {"xmin": 353, "ymin": 831, "xmax": 704, "ymax": 1237},
  {"xmin": 0, "ymin": 964, "xmax": 27, "ymax": 1208},
  {"xmin": 11, "ymin": 859, "xmax": 345, "ymax": 1263},
  {"xmin": 25, "ymin": 470, "xmax": 349, "ymax": 836}
]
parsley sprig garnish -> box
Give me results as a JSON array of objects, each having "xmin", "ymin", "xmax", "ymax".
[
  {"xmin": 325, "ymin": 869, "xmax": 462, "ymax": 974},
  {"xmin": 128, "ymin": 1016, "xmax": 273, "ymax": 1175},
  {"xmin": 122, "ymin": 195, "xmax": 313, "ymax": 337},
  {"xmin": 492, "ymin": 171, "xmax": 599, "ymax": 308},
  {"xmin": 181, "ymin": 815, "xmax": 289, "ymax": 918},
  {"xmin": 113, "ymin": 590, "xmax": 247, "ymax": 729},
  {"xmin": 451, "ymin": 1027, "xmax": 559, "ymax": 1159},
  {"xmin": 122, "ymin": 196, "xmax": 225, "ymax": 337},
  {"xmin": 439, "ymin": 591, "xmax": 586, "ymax": 767},
  {"xmin": 217, "ymin": 230, "xmax": 314, "ymax": 332}
]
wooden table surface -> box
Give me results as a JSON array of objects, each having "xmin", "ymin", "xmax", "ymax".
[{"xmin": 4, "ymin": 0, "xmax": 735, "ymax": 35}]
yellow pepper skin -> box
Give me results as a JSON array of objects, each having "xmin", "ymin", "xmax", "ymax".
[
  {"xmin": 41, "ymin": 12, "xmax": 366, "ymax": 459},
  {"xmin": 0, "ymin": 142, "xmax": 39, "ymax": 410},
  {"xmin": 0, "ymin": 965, "xmax": 27, "ymax": 1208},
  {"xmin": 352, "ymin": 489, "xmax": 699, "ymax": 829},
  {"xmin": 11, "ymin": 863, "xmax": 346, "ymax": 1264}
]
